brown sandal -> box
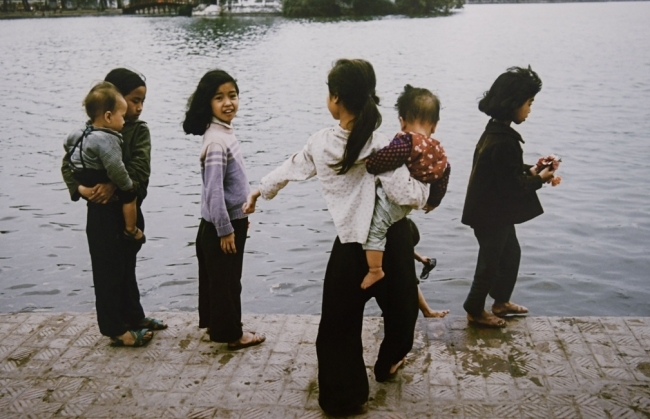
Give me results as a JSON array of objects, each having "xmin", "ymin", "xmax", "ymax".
[
  {"xmin": 492, "ymin": 302, "xmax": 528, "ymax": 317},
  {"xmin": 227, "ymin": 332, "xmax": 266, "ymax": 351},
  {"xmin": 467, "ymin": 312, "xmax": 506, "ymax": 328}
]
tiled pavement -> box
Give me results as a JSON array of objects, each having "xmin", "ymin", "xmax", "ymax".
[{"xmin": 1, "ymin": 313, "xmax": 649, "ymax": 418}]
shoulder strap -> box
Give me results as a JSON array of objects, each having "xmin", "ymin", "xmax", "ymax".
[{"xmin": 66, "ymin": 125, "xmax": 94, "ymax": 170}]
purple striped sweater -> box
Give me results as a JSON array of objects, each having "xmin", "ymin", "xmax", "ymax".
[{"xmin": 199, "ymin": 118, "xmax": 250, "ymax": 237}]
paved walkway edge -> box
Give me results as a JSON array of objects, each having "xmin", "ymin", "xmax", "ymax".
[{"xmin": 1, "ymin": 313, "xmax": 649, "ymax": 418}]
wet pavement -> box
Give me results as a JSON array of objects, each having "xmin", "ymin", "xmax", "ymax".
[{"xmin": 1, "ymin": 312, "xmax": 649, "ymax": 418}]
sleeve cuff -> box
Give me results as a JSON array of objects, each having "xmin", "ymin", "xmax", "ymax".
[{"xmin": 216, "ymin": 223, "xmax": 234, "ymax": 237}]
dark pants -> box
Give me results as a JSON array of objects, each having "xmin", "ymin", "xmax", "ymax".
[
  {"xmin": 196, "ymin": 217, "xmax": 248, "ymax": 343},
  {"xmin": 316, "ymin": 218, "xmax": 419, "ymax": 414},
  {"xmin": 86, "ymin": 202, "xmax": 145, "ymax": 337},
  {"xmin": 463, "ymin": 224, "xmax": 521, "ymax": 316}
]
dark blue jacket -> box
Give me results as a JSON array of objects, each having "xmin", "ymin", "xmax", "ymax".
[{"xmin": 461, "ymin": 120, "xmax": 544, "ymax": 228}]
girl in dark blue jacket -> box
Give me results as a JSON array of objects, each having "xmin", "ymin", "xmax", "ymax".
[{"xmin": 461, "ymin": 66, "xmax": 558, "ymax": 328}]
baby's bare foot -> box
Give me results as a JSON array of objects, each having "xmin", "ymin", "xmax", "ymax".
[{"xmin": 361, "ymin": 267, "xmax": 384, "ymax": 290}]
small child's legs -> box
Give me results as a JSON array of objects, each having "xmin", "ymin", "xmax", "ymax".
[
  {"xmin": 361, "ymin": 250, "xmax": 385, "ymax": 289},
  {"xmin": 122, "ymin": 199, "xmax": 143, "ymax": 241},
  {"xmin": 362, "ymin": 186, "xmax": 412, "ymax": 289}
]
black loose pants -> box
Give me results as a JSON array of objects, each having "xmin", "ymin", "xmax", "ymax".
[
  {"xmin": 86, "ymin": 202, "xmax": 145, "ymax": 337},
  {"xmin": 316, "ymin": 218, "xmax": 419, "ymax": 414},
  {"xmin": 463, "ymin": 224, "xmax": 521, "ymax": 316},
  {"xmin": 196, "ymin": 217, "xmax": 248, "ymax": 343}
]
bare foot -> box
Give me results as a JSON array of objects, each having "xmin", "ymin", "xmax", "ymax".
[
  {"xmin": 361, "ymin": 267, "xmax": 385, "ymax": 290},
  {"xmin": 492, "ymin": 301, "xmax": 528, "ymax": 317},
  {"xmin": 124, "ymin": 227, "xmax": 145, "ymax": 242},
  {"xmin": 422, "ymin": 308, "xmax": 450, "ymax": 318},
  {"xmin": 467, "ymin": 311, "xmax": 506, "ymax": 328},
  {"xmin": 389, "ymin": 357, "xmax": 405, "ymax": 375}
]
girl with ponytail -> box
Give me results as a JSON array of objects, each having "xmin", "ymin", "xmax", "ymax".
[{"xmin": 244, "ymin": 59, "xmax": 429, "ymax": 416}]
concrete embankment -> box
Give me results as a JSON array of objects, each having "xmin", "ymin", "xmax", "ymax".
[{"xmin": 0, "ymin": 312, "xmax": 649, "ymax": 418}]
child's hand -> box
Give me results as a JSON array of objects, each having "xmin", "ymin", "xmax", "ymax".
[
  {"xmin": 220, "ymin": 233, "xmax": 236, "ymax": 254},
  {"xmin": 535, "ymin": 155, "xmax": 562, "ymax": 176},
  {"xmin": 243, "ymin": 189, "xmax": 261, "ymax": 214},
  {"xmin": 423, "ymin": 204, "xmax": 437, "ymax": 214},
  {"xmin": 88, "ymin": 182, "xmax": 117, "ymax": 204},
  {"xmin": 538, "ymin": 166, "xmax": 555, "ymax": 182}
]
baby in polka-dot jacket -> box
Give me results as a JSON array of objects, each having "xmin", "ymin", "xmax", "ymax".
[{"xmin": 361, "ymin": 85, "xmax": 450, "ymax": 290}]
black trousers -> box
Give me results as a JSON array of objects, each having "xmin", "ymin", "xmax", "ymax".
[
  {"xmin": 196, "ymin": 217, "xmax": 248, "ymax": 343},
  {"xmin": 316, "ymin": 218, "xmax": 419, "ymax": 413},
  {"xmin": 86, "ymin": 202, "xmax": 145, "ymax": 337},
  {"xmin": 463, "ymin": 224, "xmax": 521, "ymax": 316}
]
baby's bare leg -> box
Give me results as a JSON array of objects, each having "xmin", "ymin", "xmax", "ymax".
[
  {"xmin": 361, "ymin": 250, "xmax": 385, "ymax": 289},
  {"xmin": 122, "ymin": 200, "xmax": 143, "ymax": 240}
]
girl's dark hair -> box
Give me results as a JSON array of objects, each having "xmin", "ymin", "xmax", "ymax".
[
  {"xmin": 183, "ymin": 69, "xmax": 239, "ymax": 136},
  {"xmin": 328, "ymin": 59, "xmax": 382, "ymax": 175},
  {"xmin": 104, "ymin": 68, "xmax": 146, "ymax": 96},
  {"xmin": 478, "ymin": 66, "xmax": 542, "ymax": 121},
  {"xmin": 395, "ymin": 84, "xmax": 440, "ymax": 125}
]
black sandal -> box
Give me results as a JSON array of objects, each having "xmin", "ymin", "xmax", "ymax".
[
  {"xmin": 124, "ymin": 227, "xmax": 146, "ymax": 244},
  {"xmin": 420, "ymin": 257, "xmax": 437, "ymax": 279},
  {"xmin": 138, "ymin": 317, "xmax": 167, "ymax": 330},
  {"xmin": 110, "ymin": 329, "xmax": 152, "ymax": 347}
]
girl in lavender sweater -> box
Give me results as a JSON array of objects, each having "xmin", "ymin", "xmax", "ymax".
[{"xmin": 183, "ymin": 70, "xmax": 265, "ymax": 350}]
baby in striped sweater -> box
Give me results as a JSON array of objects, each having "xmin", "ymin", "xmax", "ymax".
[{"xmin": 361, "ymin": 85, "xmax": 450, "ymax": 290}]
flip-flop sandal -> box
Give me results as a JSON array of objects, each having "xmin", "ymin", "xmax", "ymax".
[
  {"xmin": 467, "ymin": 314, "xmax": 506, "ymax": 328},
  {"xmin": 420, "ymin": 258, "xmax": 437, "ymax": 280},
  {"xmin": 110, "ymin": 328, "xmax": 152, "ymax": 347},
  {"xmin": 123, "ymin": 228, "xmax": 146, "ymax": 244},
  {"xmin": 227, "ymin": 332, "xmax": 266, "ymax": 351},
  {"xmin": 139, "ymin": 317, "xmax": 168, "ymax": 330},
  {"xmin": 492, "ymin": 303, "xmax": 528, "ymax": 318}
]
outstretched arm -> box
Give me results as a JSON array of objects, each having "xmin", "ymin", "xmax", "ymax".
[
  {"xmin": 243, "ymin": 189, "xmax": 261, "ymax": 214},
  {"xmin": 258, "ymin": 141, "xmax": 317, "ymax": 200}
]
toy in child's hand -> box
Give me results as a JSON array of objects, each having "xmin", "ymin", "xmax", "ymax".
[{"xmin": 535, "ymin": 154, "xmax": 562, "ymax": 187}]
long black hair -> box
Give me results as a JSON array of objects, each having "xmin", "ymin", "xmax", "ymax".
[
  {"xmin": 183, "ymin": 70, "xmax": 239, "ymax": 136},
  {"xmin": 104, "ymin": 68, "xmax": 146, "ymax": 97},
  {"xmin": 328, "ymin": 59, "xmax": 382, "ymax": 175},
  {"xmin": 478, "ymin": 66, "xmax": 542, "ymax": 121}
]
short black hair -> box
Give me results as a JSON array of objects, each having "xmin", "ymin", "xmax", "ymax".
[
  {"xmin": 104, "ymin": 68, "xmax": 146, "ymax": 96},
  {"xmin": 83, "ymin": 81, "xmax": 122, "ymax": 120},
  {"xmin": 478, "ymin": 66, "xmax": 542, "ymax": 121},
  {"xmin": 183, "ymin": 69, "xmax": 239, "ymax": 136},
  {"xmin": 395, "ymin": 84, "xmax": 440, "ymax": 125}
]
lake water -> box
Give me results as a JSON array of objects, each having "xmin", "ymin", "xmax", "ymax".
[{"xmin": 1, "ymin": 2, "xmax": 649, "ymax": 317}]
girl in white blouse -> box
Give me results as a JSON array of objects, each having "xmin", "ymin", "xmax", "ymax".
[{"xmin": 244, "ymin": 59, "xmax": 428, "ymax": 416}]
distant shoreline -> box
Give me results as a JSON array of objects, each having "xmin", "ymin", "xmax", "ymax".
[
  {"xmin": 1, "ymin": 0, "xmax": 646, "ymax": 20},
  {"xmin": 0, "ymin": 9, "xmax": 122, "ymax": 20}
]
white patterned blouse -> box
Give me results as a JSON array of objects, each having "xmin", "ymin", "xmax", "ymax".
[{"xmin": 259, "ymin": 125, "xmax": 429, "ymax": 244}]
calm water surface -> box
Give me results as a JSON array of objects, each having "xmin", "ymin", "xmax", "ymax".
[{"xmin": 1, "ymin": 2, "xmax": 649, "ymax": 316}]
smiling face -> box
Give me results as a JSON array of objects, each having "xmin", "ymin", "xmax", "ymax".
[
  {"xmin": 211, "ymin": 82, "xmax": 239, "ymax": 124},
  {"xmin": 513, "ymin": 97, "xmax": 535, "ymax": 124},
  {"xmin": 123, "ymin": 86, "xmax": 146, "ymax": 121}
]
